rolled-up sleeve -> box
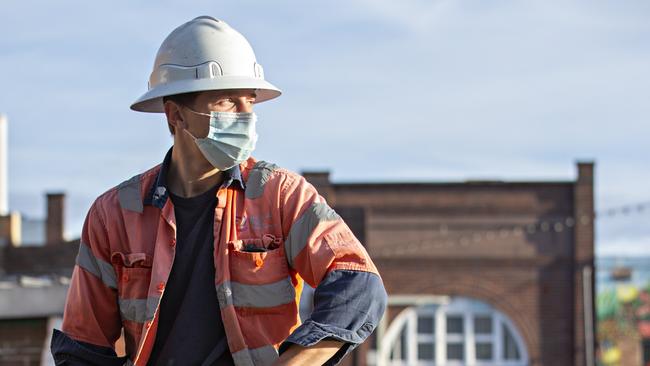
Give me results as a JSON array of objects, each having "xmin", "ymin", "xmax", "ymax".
[
  {"xmin": 275, "ymin": 172, "xmax": 387, "ymax": 364},
  {"xmin": 52, "ymin": 201, "xmax": 125, "ymax": 364},
  {"xmin": 279, "ymin": 269, "xmax": 387, "ymax": 365},
  {"xmin": 50, "ymin": 329, "xmax": 127, "ymax": 366}
]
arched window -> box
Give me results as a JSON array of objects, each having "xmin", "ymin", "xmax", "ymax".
[{"xmin": 377, "ymin": 297, "xmax": 528, "ymax": 366}]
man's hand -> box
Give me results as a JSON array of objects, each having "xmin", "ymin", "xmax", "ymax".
[{"xmin": 273, "ymin": 340, "xmax": 344, "ymax": 366}]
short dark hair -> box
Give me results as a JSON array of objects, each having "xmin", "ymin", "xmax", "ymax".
[{"xmin": 162, "ymin": 92, "xmax": 200, "ymax": 135}]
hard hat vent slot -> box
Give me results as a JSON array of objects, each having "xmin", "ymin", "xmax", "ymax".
[{"xmin": 210, "ymin": 62, "xmax": 223, "ymax": 77}]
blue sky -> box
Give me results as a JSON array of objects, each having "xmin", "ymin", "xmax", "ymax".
[{"xmin": 1, "ymin": 0, "xmax": 648, "ymax": 255}]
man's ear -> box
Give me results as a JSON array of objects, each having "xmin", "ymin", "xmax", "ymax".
[{"xmin": 164, "ymin": 100, "xmax": 189, "ymax": 132}]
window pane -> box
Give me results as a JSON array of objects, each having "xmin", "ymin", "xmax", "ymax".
[
  {"xmin": 503, "ymin": 324, "xmax": 521, "ymax": 360},
  {"xmin": 447, "ymin": 343, "xmax": 464, "ymax": 360},
  {"xmin": 446, "ymin": 316, "xmax": 464, "ymax": 334},
  {"xmin": 400, "ymin": 326, "xmax": 408, "ymax": 359},
  {"xmin": 474, "ymin": 316, "xmax": 492, "ymax": 334},
  {"xmin": 475, "ymin": 342, "xmax": 493, "ymax": 360},
  {"xmin": 417, "ymin": 315, "xmax": 435, "ymax": 334},
  {"xmin": 390, "ymin": 327, "xmax": 408, "ymax": 360},
  {"xmin": 418, "ymin": 342, "xmax": 435, "ymax": 360}
]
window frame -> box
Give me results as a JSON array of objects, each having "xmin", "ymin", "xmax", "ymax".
[{"xmin": 376, "ymin": 297, "xmax": 529, "ymax": 366}]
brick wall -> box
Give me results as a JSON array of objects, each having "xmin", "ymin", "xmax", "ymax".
[
  {"xmin": 0, "ymin": 318, "xmax": 47, "ymax": 366},
  {"xmin": 372, "ymin": 257, "xmax": 575, "ymax": 365},
  {"xmin": 304, "ymin": 162, "xmax": 594, "ymax": 366},
  {"xmin": 1, "ymin": 241, "xmax": 78, "ymax": 276}
]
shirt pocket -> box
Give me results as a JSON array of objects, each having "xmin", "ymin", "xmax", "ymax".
[
  {"xmin": 111, "ymin": 252, "xmax": 153, "ymax": 300},
  {"xmin": 228, "ymin": 236, "xmax": 295, "ymax": 312},
  {"xmin": 228, "ymin": 236, "xmax": 289, "ymax": 284}
]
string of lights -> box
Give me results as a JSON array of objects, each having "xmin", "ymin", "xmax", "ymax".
[
  {"xmin": 377, "ymin": 200, "xmax": 650, "ymax": 256},
  {"xmin": 596, "ymin": 201, "xmax": 650, "ymax": 218}
]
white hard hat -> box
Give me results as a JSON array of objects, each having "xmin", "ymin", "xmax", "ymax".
[{"xmin": 131, "ymin": 16, "xmax": 281, "ymax": 113}]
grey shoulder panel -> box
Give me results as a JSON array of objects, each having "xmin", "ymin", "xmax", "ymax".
[
  {"xmin": 76, "ymin": 242, "xmax": 118, "ymax": 289},
  {"xmin": 117, "ymin": 174, "xmax": 144, "ymax": 213},
  {"xmin": 284, "ymin": 202, "xmax": 341, "ymax": 267},
  {"xmin": 245, "ymin": 160, "xmax": 280, "ymax": 199}
]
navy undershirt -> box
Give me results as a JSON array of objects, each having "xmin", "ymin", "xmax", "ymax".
[{"xmin": 147, "ymin": 184, "xmax": 234, "ymax": 366}]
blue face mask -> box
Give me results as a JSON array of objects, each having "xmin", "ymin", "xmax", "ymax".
[{"xmin": 183, "ymin": 109, "xmax": 258, "ymax": 170}]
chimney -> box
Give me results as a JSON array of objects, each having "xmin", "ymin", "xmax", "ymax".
[
  {"xmin": 0, "ymin": 211, "xmax": 21, "ymax": 247},
  {"xmin": 46, "ymin": 192, "xmax": 65, "ymax": 245},
  {"xmin": 573, "ymin": 160, "xmax": 596, "ymax": 366},
  {"xmin": 0, "ymin": 114, "xmax": 8, "ymax": 215}
]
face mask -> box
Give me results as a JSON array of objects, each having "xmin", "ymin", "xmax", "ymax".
[{"xmin": 182, "ymin": 108, "xmax": 258, "ymax": 170}]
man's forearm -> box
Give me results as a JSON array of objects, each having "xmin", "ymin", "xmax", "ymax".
[{"xmin": 273, "ymin": 340, "xmax": 344, "ymax": 366}]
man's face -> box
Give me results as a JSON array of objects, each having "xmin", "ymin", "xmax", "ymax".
[{"xmin": 181, "ymin": 89, "xmax": 257, "ymax": 139}]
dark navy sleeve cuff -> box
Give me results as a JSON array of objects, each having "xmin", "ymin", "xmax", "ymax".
[
  {"xmin": 51, "ymin": 329, "xmax": 128, "ymax": 366},
  {"xmin": 279, "ymin": 270, "xmax": 387, "ymax": 366},
  {"xmin": 278, "ymin": 319, "xmax": 374, "ymax": 365}
]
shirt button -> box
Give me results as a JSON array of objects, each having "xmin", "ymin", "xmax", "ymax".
[
  {"xmin": 122, "ymin": 273, "xmax": 129, "ymax": 282},
  {"xmin": 255, "ymin": 258, "xmax": 264, "ymax": 268},
  {"xmin": 170, "ymin": 238, "xmax": 176, "ymax": 247},
  {"xmin": 157, "ymin": 282, "xmax": 165, "ymax": 292}
]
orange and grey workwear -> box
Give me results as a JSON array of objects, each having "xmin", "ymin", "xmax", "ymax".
[{"xmin": 51, "ymin": 149, "xmax": 387, "ymax": 366}]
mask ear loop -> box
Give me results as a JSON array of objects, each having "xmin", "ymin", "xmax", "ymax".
[
  {"xmin": 182, "ymin": 126, "xmax": 200, "ymax": 141},
  {"xmin": 183, "ymin": 105, "xmax": 212, "ymax": 118},
  {"xmin": 179, "ymin": 104, "xmax": 209, "ymax": 140}
]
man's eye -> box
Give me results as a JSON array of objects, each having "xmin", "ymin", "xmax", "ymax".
[{"xmin": 217, "ymin": 99, "xmax": 235, "ymax": 107}]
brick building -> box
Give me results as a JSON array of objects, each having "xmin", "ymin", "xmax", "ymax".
[
  {"xmin": 0, "ymin": 162, "xmax": 595, "ymax": 366},
  {"xmin": 302, "ymin": 161, "xmax": 596, "ymax": 366},
  {"xmin": 0, "ymin": 193, "xmax": 77, "ymax": 365}
]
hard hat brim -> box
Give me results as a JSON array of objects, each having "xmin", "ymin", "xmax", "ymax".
[{"xmin": 130, "ymin": 76, "xmax": 282, "ymax": 113}]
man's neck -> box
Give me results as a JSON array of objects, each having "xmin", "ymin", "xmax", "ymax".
[{"xmin": 167, "ymin": 140, "xmax": 224, "ymax": 198}]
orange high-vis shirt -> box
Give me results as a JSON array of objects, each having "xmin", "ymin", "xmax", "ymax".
[{"xmin": 55, "ymin": 150, "xmax": 386, "ymax": 366}]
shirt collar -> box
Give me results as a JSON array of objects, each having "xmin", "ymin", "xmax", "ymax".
[{"xmin": 144, "ymin": 147, "xmax": 246, "ymax": 209}]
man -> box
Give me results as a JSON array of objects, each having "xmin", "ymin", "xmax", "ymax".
[{"xmin": 51, "ymin": 16, "xmax": 386, "ymax": 366}]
